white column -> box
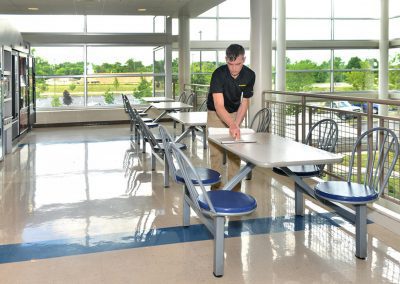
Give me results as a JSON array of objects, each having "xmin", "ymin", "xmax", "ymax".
[
  {"xmin": 276, "ymin": 0, "xmax": 286, "ymax": 100},
  {"xmin": 379, "ymin": 0, "xmax": 389, "ymax": 115},
  {"xmin": 250, "ymin": 0, "xmax": 273, "ymax": 121},
  {"xmin": 165, "ymin": 17, "xmax": 173, "ymax": 98},
  {"xmin": 178, "ymin": 15, "xmax": 191, "ymax": 95}
]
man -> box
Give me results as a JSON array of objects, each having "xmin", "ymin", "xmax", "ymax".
[{"xmin": 207, "ymin": 44, "xmax": 256, "ymax": 190}]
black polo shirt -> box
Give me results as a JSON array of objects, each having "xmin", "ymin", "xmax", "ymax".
[{"xmin": 207, "ymin": 64, "xmax": 255, "ymax": 113}]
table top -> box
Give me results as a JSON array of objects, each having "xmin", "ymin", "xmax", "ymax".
[
  {"xmin": 168, "ymin": 111, "xmax": 207, "ymax": 126},
  {"xmin": 142, "ymin": 97, "xmax": 175, "ymax": 103},
  {"xmin": 150, "ymin": 101, "xmax": 193, "ymax": 110},
  {"xmin": 208, "ymin": 132, "xmax": 342, "ymax": 168}
]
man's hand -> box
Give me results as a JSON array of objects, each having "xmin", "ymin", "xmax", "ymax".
[{"xmin": 229, "ymin": 124, "xmax": 240, "ymax": 140}]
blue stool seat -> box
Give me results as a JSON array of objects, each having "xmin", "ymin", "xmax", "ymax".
[
  {"xmin": 273, "ymin": 165, "xmax": 321, "ymax": 177},
  {"xmin": 142, "ymin": 117, "xmax": 153, "ymax": 123},
  {"xmin": 145, "ymin": 122, "xmax": 159, "ymax": 128},
  {"xmin": 315, "ymin": 181, "xmax": 378, "ymax": 204},
  {"xmin": 176, "ymin": 167, "xmax": 221, "ymax": 185},
  {"xmin": 198, "ymin": 191, "xmax": 257, "ymax": 215}
]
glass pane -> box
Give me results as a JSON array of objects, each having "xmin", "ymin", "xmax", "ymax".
[
  {"xmin": 87, "ymin": 16, "xmax": 154, "ymax": 33},
  {"xmin": 286, "ymin": 71, "xmax": 329, "ymax": 91},
  {"xmin": 198, "ymin": 7, "xmax": 217, "ymax": 17},
  {"xmin": 190, "ymin": 19, "xmax": 217, "ymax": 40},
  {"xmin": 154, "ymin": 76, "xmax": 165, "ymax": 97},
  {"xmin": 36, "ymin": 77, "xmax": 84, "ymax": 108},
  {"xmin": 390, "ymin": 17, "xmax": 400, "ymax": 40},
  {"xmin": 87, "ymin": 46, "xmax": 154, "ymax": 75},
  {"xmin": 87, "ymin": 76, "xmax": 151, "ymax": 106},
  {"xmin": 342, "ymin": 70, "xmax": 377, "ymax": 91},
  {"xmin": 334, "ymin": 0, "xmax": 379, "ymax": 18},
  {"xmin": 218, "ymin": 19, "xmax": 250, "ymax": 40},
  {"xmin": 287, "ymin": 19, "xmax": 331, "ymax": 40},
  {"xmin": 389, "ymin": 48, "xmax": 400, "ymax": 92},
  {"xmin": 32, "ymin": 46, "xmax": 84, "ymax": 76},
  {"xmin": 286, "ymin": 0, "xmax": 331, "ymax": 18},
  {"xmin": 172, "ymin": 19, "xmax": 179, "ymax": 35},
  {"xmin": 154, "ymin": 16, "xmax": 165, "ymax": 33},
  {"xmin": 0, "ymin": 15, "xmax": 84, "ymax": 32},
  {"xmin": 154, "ymin": 47, "xmax": 165, "ymax": 74},
  {"xmin": 218, "ymin": 0, "xmax": 250, "ymax": 17},
  {"xmin": 390, "ymin": 0, "xmax": 400, "ymax": 18},
  {"xmin": 334, "ymin": 49, "xmax": 379, "ymax": 67},
  {"xmin": 334, "ymin": 19, "xmax": 379, "ymax": 40},
  {"xmin": 286, "ymin": 50, "xmax": 331, "ymax": 65}
]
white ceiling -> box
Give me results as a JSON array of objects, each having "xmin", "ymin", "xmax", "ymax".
[{"xmin": 0, "ymin": 0, "xmax": 224, "ymax": 17}]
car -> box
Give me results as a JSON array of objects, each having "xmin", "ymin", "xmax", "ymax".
[
  {"xmin": 352, "ymin": 102, "xmax": 379, "ymax": 114},
  {"xmin": 326, "ymin": 101, "xmax": 362, "ymax": 120}
]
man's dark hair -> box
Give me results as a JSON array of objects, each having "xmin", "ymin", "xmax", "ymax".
[{"xmin": 226, "ymin": 44, "xmax": 245, "ymax": 62}]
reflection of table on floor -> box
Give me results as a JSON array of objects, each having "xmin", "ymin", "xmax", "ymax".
[
  {"xmin": 150, "ymin": 102, "xmax": 193, "ymax": 123},
  {"xmin": 168, "ymin": 111, "xmax": 207, "ymax": 149},
  {"xmin": 141, "ymin": 97, "xmax": 175, "ymax": 113},
  {"xmin": 208, "ymin": 132, "xmax": 342, "ymax": 192}
]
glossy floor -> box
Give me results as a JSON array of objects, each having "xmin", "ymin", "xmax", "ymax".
[{"xmin": 0, "ymin": 124, "xmax": 399, "ymax": 283}]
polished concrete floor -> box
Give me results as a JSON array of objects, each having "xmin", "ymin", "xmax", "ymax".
[{"xmin": 0, "ymin": 124, "xmax": 399, "ymax": 283}]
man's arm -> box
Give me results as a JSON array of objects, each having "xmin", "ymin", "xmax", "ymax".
[
  {"xmin": 235, "ymin": 97, "xmax": 249, "ymax": 126},
  {"xmin": 213, "ymin": 93, "xmax": 241, "ymax": 139}
]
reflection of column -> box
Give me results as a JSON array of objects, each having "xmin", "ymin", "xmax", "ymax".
[
  {"xmin": 178, "ymin": 15, "xmax": 190, "ymax": 94},
  {"xmin": 199, "ymin": 30, "xmax": 202, "ymax": 72}
]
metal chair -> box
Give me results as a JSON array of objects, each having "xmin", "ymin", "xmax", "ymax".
[
  {"xmin": 197, "ymin": 99, "xmax": 207, "ymax": 111},
  {"xmin": 136, "ymin": 111, "xmax": 186, "ymax": 171},
  {"xmin": 158, "ymin": 125, "xmax": 221, "ymax": 188},
  {"xmin": 273, "ymin": 118, "xmax": 338, "ymax": 178},
  {"xmin": 169, "ymin": 142, "xmax": 257, "ymax": 277},
  {"xmin": 314, "ymin": 127, "xmax": 399, "ymax": 259},
  {"xmin": 250, "ymin": 107, "xmax": 272, "ymax": 132}
]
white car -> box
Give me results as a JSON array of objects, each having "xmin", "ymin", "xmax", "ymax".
[{"xmin": 328, "ymin": 101, "xmax": 362, "ymax": 119}]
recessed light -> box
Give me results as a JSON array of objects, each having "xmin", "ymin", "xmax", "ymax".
[
  {"xmin": 137, "ymin": 8, "xmax": 147, "ymax": 12},
  {"xmin": 28, "ymin": 7, "xmax": 39, "ymax": 11}
]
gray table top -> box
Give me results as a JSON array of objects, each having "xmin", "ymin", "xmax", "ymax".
[
  {"xmin": 168, "ymin": 111, "xmax": 207, "ymax": 126},
  {"xmin": 208, "ymin": 132, "xmax": 342, "ymax": 168},
  {"xmin": 150, "ymin": 102, "xmax": 193, "ymax": 110}
]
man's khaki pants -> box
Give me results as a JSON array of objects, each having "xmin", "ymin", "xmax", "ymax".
[{"xmin": 207, "ymin": 110, "xmax": 241, "ymax": 191}]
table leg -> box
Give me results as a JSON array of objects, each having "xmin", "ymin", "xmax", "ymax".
[
  {"xmin": 153, "ymin": 111, "xmax": 168, "ymax": 122},
  {"xmin": 174, "ymin": 126, "xmax": 192, "ymax": 143},
  {"xmin": 142, "ymin": 105, "xmax": 153, "ymax": 113},
  {"xmin": 222, "ymin": 162, "xmax": 255, "ymax": 191}
]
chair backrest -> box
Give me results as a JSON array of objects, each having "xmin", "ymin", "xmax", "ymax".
[
  {"xmin": 347, "ymin": 127, "xmax": 399, "ymax": 195},
  {"xmin": 133, "ymin": 108, "xmax": 159, "ymax": 149},
  {"xmin": 198, "ymin": 99, "xmax": 207, "ymax": 111},
  {"xmin": 250, "ymin": 107, "xmax": 272, "ymax": 132},
  {"xmin": 121, "ymin": 94, "xmax": 129, "ymax": 113},
  {"xmin": 177, "ymin": 91, "xmax": 187, "ymax": 103},
  {"xmin": 169, "ymin": 143, "xmax": 216, "ymax": 214},
  {"xmin": 185, "ymin": 93, "xmax": 195, "ymax": 105},
  {"xmin": 158, "ymin": 125, "xmax": 179, "ymax": 183},
  {"xmin": 305, "ymin": 118, "xmax": 338, "ymax": 153}
]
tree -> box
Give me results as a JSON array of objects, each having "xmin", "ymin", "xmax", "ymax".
[
  {"xmin": 389, "ymin": 54, "xmax": 400, "ymax": 89},
  {"xmin": 113, "ymin": 77, "xmax": 120, "ymax": 92},
  {"xmin": 346, "ymin": 57, "xmax": 362, "ymax": 69},
  {"xmin": 51, "ymin": 95, "xmax": 61, "ymax": 107},
  {"xmin": 133, "ymin": 78, "xmax": 152, "ymax": 99},
  {"xmin": 104, "ymin": 88, "xmax": 115, "ymax": 104},
  {"xmin": 345, "ymin": 60, "xmax": 374, "ymax": 90},
  {"xmin": 286, "ymin": 60, "xmax": 318, "ymax": 91}
]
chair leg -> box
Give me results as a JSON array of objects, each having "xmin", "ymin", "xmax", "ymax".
[
  {"xmin": 151, "ymin": 153, "xmax": 156, "ymax": 171},
  {"xmin": 142, "ymin": 137, "xmax": 146, "ymax": 153},
  {"xmin": 213, "ymin": 216, "xmax": 225, "ymax": 277},
  {"xmin": 355, "ymin": 204, "xmax": 368, "ymax": 259},
  {"xmin": 294, "ymin": 182, "xmax": 305, "ymax": 216},
  {"xmin": 183, "ymin": 186, "xmax": 190, "ymax": 227},
  {"xmin": 164, "ymin": 155, "xmax": 169, "ymax": 187},
  {"xmin": 222, "ymin": 150, "xmax": 227, "ymax": 165}
]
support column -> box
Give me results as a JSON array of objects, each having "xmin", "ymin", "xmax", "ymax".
[
  {"xmin": 250, "ymin": 0, "xmax": 273, "ymax": 122},
  {"xmin": 379, "ymin": 0, "xmax": 389, "ymax": 115},
  {"xmin": 276, "ymin": 0, "xmax": 286, "ymax": 136},
  {"xmin": 178, "ymin": 15, "xmax": 191, "ymax": 95},
  {"xmin": 165, "ymin": 17, "xmax": 173, "ymax": 98}
]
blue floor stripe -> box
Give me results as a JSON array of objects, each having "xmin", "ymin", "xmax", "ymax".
[{"xmin": 0, "ymin": 212, "xmax": 349, "ymax": 264}]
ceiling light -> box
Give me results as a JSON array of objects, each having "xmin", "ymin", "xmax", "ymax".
[
  {"xmin": 137, "ymin": 8, "xmax": 147, "ymax": 12},
  {"xmin": 28, "ymin": 7, "xmax": 39, "ymax": 11}
]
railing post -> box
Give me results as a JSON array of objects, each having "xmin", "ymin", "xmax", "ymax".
[
  {"xmin": 356, "ymin": 115, "xmax": 362, "ymax": 183},
  {"xmin": 301, "ymin": 97, "xmax": 306, "ymax": 143}
]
